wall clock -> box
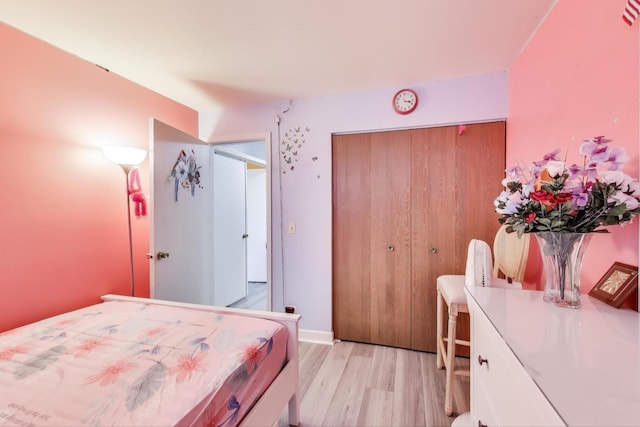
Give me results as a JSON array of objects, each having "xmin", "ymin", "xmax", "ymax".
[{"xmin": 392, "ymin": 88, "xmax": 418, "ymax": 114}]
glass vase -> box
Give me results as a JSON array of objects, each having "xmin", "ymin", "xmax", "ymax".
[{"xmin": 533, "ymin": 232, "xmax": 593, "ymax": 309}]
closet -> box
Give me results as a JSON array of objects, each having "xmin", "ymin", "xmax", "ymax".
[{"xmin": 332, "ymin": 121, "xmax": 505, "ymax": 352}]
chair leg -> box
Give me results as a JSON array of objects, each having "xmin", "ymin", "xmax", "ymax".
[
  {"xmin": 436, "ymin": 290, "xmax": 444, "ymax": 370},
  {"xmin": 444, "ymin": 304, "xmax": 458, "ymax": 417}
]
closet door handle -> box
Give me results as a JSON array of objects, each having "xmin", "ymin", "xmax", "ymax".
[
  {"xmin": 478, "ymin": 421, "xmax": 488, "ymax": 427},
  {"xmin": 429, "ymin": 247, "xmax": 438, "ymax": 254},
  {"xmin": 388, "ymin": 245, "xmax": 395, "ymax": 252}
]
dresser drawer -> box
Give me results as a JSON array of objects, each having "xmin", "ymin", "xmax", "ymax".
[
  {"xmin": 470, "ymin": 301, "xmax": 565, "ymax": 426},
  {"xmin": 471, "ymin": 376, "xmax": 498, "ymax": 427}
]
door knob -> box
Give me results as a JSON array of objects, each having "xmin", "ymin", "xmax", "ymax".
[
  {"xmin": 430, "ymin": 247, "xmax": 438, "ymax": 254},
  {"xmin": 156, "ymin": 251, "xmax": 170, "ymax": 260},
  {"xmin": 242, "ymin": 233, "xmax": 249, "ymax": 239},
  {"xmin": 478, "ymin": 355, "xmax": 488, "ymax": 366}
]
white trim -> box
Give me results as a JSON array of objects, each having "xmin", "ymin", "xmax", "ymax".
[
  {"xmin": 299, "ymin": 328, "xmax": 335, "ymax": 345},
  {"xmin": 208, "ymin": 132, "xmax": 267, "ymax": 145},
  {"xmin": 214, "ymin": 145, "xmax": 266, "ymax": 166}
]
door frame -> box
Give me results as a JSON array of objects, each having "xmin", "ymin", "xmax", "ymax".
[{"xmin": 208, "ymin": 132, "xmax": 272, "ymax": 311}]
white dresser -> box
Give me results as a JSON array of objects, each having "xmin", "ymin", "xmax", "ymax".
[{"xmin": 465, "ymin": 287, "xmax": 640, "ymax": 427}]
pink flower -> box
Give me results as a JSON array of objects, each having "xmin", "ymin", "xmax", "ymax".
[
  {"xmin": 55, "ymin": 317, "xmax": 78, "ymax": 327},
  {"xmin": 169, "ymin": 352, "xmax": 206, "ymax": 383},
  {"xmin": 85, "ymin": 359, "xmax": 137, "ymax": 386},
  {"xmin": 605, "ymin": 147, "xmax": 629, "ymax": 171},
  {"xmin": 142, "ymin": 326, "xmax": 165, "ymax": 339},
  {"xmin": 533, "ymin": 149, "xmax": 561, "ymax": 167},
  {"xmin": 239, "ymin": 343, "xmax": 263, "ymax": 374},
  {"xmin": 0, "ymin": 345, "xmax": 28, "ymax": 361},
  {"xmin": 72, "ymin": 338, "xmax": 104, "ymax": 358}
]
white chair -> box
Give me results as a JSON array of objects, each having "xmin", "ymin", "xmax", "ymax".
[{"xmin": 436, "ymin": 227, "xmax": 529, "ymax": 416}]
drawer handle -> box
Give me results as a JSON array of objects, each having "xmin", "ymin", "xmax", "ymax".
[
  {"xmin": 478, "ymin": 421, "xmax": 487, "ymax": 427},
  {"xmin": 478, "ymin": 355, "xmax": 488, "ymax": 366}
]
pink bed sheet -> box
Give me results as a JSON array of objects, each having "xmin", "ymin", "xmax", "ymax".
[{"xmin": 0, "ymin": 300, "xmax": 288, "ymax": 426}]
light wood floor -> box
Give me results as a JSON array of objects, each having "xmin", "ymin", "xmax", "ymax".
[
  {"xmin": 280, "ymin": 340, "xmax": 470, "ymax": 427},
  {"xmin": 229, "ymin": 281, "xmax": 268, "ymax": 311}
]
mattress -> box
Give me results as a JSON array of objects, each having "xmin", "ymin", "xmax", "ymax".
[{"xmin": 0, "ymin": 299, "xmax": 288, "ymax": 426}]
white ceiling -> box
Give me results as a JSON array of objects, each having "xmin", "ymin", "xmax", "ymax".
[{"xmin": 0, "ymin": 0, "xmax": 556, "ymax": 111}]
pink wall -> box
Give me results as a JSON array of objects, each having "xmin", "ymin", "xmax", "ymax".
[
  {"xmin": 508, "ymin": 0, "xmax": 639, "ymax": 307},
  {"xmin": 0, "ymin": 23, "xmax": 198, "ymax": 331}
]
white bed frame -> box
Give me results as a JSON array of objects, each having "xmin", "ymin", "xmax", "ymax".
[{"xmin": 101, "ymin": 294, "xmax": 301, "ymax": 427}]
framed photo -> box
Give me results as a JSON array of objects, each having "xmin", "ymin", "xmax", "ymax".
[{"xmin": 588, "ymin": 262, "xmax": 638, "ymax": 308}]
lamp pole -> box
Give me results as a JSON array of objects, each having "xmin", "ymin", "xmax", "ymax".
[
  {"xmin": 122, "ymin": 165, "xmax": 135, "ymax": 297},
  {"xmin": 102, "ymin": 145, "xmax": 146, "ymax": 298}
]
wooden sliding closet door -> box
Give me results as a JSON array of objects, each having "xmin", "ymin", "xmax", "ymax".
[
  {"xmin": 410, "ymin": 126, "xmax": 458, "ymax": 352},
  {"xmin": 332, "ymin": 122, "xmax": 505, "ymax": 353},
  {"xmin": 332, "ymin": 131, "xmax": 412, "ymax": 348},
  {"xmin": 453, "ymin": 121, "xmax": 507, "ymax": 271},
  {"xmin": 332, "ymin": 133, "xmax": 372, "ymax": 343}
]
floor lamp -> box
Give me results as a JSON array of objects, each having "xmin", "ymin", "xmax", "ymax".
[{"xmin": 102, "ymin": 145, "xmax": 147, "ymax": 297}]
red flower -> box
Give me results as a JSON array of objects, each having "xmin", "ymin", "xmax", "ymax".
[
  {"xmin": 531, "ymin": 190, "xmax": 558, "ymax": 209},
  {"xmin": 553, "ymin": 193, "xmax": 573, "ymax": 203},
  {"xmin": 525, "ymin": 212, "xmax": 536, "ymax": 223},
  {"xmin": 530, "ymin": 190, "xmax": 553, "ymax": 202}
]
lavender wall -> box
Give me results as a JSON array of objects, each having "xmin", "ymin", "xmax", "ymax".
[{"xmin": 200, "ymin": 72, "xmax": 508, "ymax": 333}]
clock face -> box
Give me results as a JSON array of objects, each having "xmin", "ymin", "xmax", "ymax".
[{"xmin": 393, "ymin": 89, "xmax": 418, "ymax": 114}]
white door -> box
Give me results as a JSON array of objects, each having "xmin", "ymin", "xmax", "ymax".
[
  {"xmin": 213, "ymin": 152, "xmax": 248, "ymax": 306},
  {"xmin": 150, "ymin": 119, "xmax": 212, "ymax": 304},
  {"xmin": 246, "ymin": 168, "xmax": 267, "ymax": 282}
]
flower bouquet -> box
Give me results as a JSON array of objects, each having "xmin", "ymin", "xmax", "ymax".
[
  {"xmin": 494, "ymin": 136, "xmax": 640, "ymax": 308},
  {"xmin": 495, "ymin": 136, "xmax": 640, "ymax": 236}
]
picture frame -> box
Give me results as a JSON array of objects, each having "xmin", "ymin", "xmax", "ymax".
[{"xmin": 588, "ymin": 262, "xmax": 638, "ymax": 308}]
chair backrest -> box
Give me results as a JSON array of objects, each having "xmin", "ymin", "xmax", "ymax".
[
  {"xmin": 464, "ymin": 239, "xmax": 493, "ymax": 288},
  {"xmin": 492, "ymin": 224, "xmax": 530, "ymax": 283}
]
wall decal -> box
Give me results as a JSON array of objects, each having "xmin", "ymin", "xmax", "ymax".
[
  {"xmin": 312, "ymin": 156, "xmax": 320, "ymax": 179},
  {"xmin": 167, "ymin": 149, "xmax": 203, "ymax": 201},
  {"xmin": 281, "ymin": 126, "xmax": 310, "ymax": 174}
]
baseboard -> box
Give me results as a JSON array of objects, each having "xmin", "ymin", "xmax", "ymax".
[{"xmin": 299, "ymin": 329, "xmax": 334, "ymax": 345}]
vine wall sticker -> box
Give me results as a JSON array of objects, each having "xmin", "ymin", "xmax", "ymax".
[
  {"xmin": 167, "ymin": 149, "xmax": 203, "ymax": 202},
  {"xmin": 281, "ymin": 126, "xmax": 311, "ymax": 174}
]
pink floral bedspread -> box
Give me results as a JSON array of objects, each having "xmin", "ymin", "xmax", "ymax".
[{"xmin": 0, "ymin": 300, "xmax": 288, "ymax": 426}]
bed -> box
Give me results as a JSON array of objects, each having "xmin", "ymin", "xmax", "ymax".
[{"xmin": 0, "ymin": 294, "xmax": 301, "ymax": 427}]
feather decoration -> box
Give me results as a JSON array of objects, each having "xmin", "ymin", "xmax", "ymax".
[
  {"xmin": 126, "ymin": 361, "xmax": 167, "ymax": 411},
  {"xmin": 14, "ymin": 345, "xmax": 66, "ymax": 380}
]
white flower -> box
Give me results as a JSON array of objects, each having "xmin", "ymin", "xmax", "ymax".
[
  {"xmin": 600, "ymin": 170, "xmax": 625, "ymax": 186},
  {"xmin": 495, "ymin": 191, "xmax": 525, "ymax": 215},
  {"xmin": 501, "ymin": 176, "xmax": 519, "ymax": 187},
  {"xmin": 628, "ymin": 180, "xmax": 640, "ymax": 197},
  {"xmin": 609, "ymin": 192, "xmax": 640, "ymax": 210},
  {"xmin": 545, "ymin": 160, "xmax": 565, "ymax": 178}
]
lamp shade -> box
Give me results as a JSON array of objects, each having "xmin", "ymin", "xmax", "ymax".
[{"xmin": 102, "ymin": 145, "xmax": 147, "ymax": 166}]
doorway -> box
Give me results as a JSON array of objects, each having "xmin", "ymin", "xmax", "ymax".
[
  {"xmin": 208, "ymin": 133, "xmax": 272, "ymax": 311},
  {"xmin": 150, "ymin": 120, "xmax": 272, "ymax": 311}
]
